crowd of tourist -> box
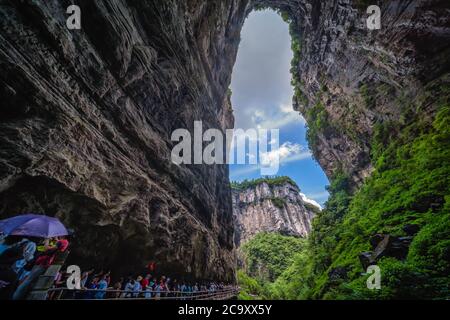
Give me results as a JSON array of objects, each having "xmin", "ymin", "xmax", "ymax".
[
  {"xmin": 1, "ymin": 232, "xmax": 235, "ymax": 300},
  {"xmin": 51, "ymin": 267, "xmax": 233, "ymax": 300}
]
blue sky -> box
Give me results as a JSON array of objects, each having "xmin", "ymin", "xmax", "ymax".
[{"xmin": 229, "ymin": 10, "xmax": 330, "ymax": 206}]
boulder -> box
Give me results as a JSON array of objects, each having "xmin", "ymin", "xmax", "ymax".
[{"xmin": 360, "ymin": 234, "xmax": 414, "ymax": 270}]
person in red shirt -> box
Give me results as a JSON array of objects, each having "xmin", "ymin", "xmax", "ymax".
[
  {"xmin": 12, "ymin": 236, "xmax": 69, "ymax": 300},
  {"xmin": 141, "ymin": 274, "xmax": 151, "ymax": 291}
]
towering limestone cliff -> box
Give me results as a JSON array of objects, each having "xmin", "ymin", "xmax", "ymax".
[
  {"xmin": 0, "ymin": 0, "xmax": 449, "ymax": 294},
  {"xmin": 0, "ymin": 0, "xmax": 242, "ymax": 280},
  {"xmin": 232, "ymin": 178, "xmax": 318, "ymax": 246}
]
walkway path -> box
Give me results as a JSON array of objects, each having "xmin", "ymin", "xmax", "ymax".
[{"xmin": 46, "ymin": 287, "xmax": 240, "ymax": 300}]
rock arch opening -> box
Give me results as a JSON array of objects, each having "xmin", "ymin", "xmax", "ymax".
[{"xmin": 229, "ymin": 8, "xmax": 329, "ymax": 207}]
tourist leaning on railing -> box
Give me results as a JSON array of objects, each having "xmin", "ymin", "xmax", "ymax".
[{"xmin": 45, "ymin": 265, "xmax": 238, "ymax": 300}]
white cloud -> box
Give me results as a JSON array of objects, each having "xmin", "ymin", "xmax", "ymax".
[
  {"xmin": 300, "ymin": 193, "xmax": 323, "ymax": 210},
  {"xmin": 229, "ymin": 142, "xmax": 312, "ymax": 178},
  {"xmin": 260, "ymin": 142, "xmax": 303, "ymax": 166},
  {"xmin": 282, "ymin": 149, "xmax": 312, "ymax": 164},
  {"xmin": 246, "ymin": 103, "xmax": 305, "ymax": 131},
  {"xmin": 279, "ymin": 103, "xmax": 294, "ymax": 113},
  {"xmin": 260, "ymin": 142, "xmax": 311, "ymax": 167},
  {"xmin": 300, "ymin": 191, "xmax": 330, "ymax": 207}
]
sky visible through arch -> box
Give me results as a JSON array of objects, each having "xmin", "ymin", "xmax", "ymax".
[{"xmin": 229, "ymin": 10, "xmax": 329, "ymax": 207}]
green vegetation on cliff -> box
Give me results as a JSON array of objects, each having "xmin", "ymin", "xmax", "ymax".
[
  {"xmin": 313, "ymin": 102, "xmax": 450, "ymax": 299},
  {"xmin": 237, "ymin": 233, "xmax": 308, "ymax": 300},
  {"xmin": 270, "ymin": 197, "xmax": 286, "ymax": 209},
  {"xmin": 239, "ymin": 97, "xmax": 450, "ymax": 300},
  {"xmin": 242, "ymin": 233, "xmax": 306, "ymax": 282},
  {"xmin": 231, "ymin": 176, "xmax": 298, "ymax": 190}
]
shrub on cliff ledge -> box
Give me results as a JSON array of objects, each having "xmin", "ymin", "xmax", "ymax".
[
  {"xmin": 271, "ymin": 197, "xmax": 286, "ymax": 209},
  {"xmin": 231, "ymin": 176, "xmax": 298, "ymax": 190}
]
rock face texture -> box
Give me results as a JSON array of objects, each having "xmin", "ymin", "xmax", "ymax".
[
  {"xmin": 253, "ymin": 0, "xmax": 449, "ymax": 186},
  {"xmin": 0, "ymin": 0, "xmax": 448, "ymax": 281},
  {"xmin": 232, "ymin": 180, "xmax": 318, "ymax": 246},
  {"xmin": 359, "ymin": 234, "xmax": 413, "ymax": 270},
  {"xmin": 0, "ymin": 0, "xmax": 245, "ymax": 281},
  {"xmin": 271, "ymin": 0, "xmax": 450, "ymax": 186}
]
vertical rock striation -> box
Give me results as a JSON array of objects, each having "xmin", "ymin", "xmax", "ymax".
[{"xmin": 0, "ymin": 0, "xmax": 251, "ymax": 281}]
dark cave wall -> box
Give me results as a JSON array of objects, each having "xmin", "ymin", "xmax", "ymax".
[{"xmin": 0, "ymin": 0, "xmax": 248, "ymax": 281}]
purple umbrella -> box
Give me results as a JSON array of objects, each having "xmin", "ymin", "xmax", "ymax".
[{"xmin": 0, "ymin": 214, "xmax": 68, "ymax": 238}]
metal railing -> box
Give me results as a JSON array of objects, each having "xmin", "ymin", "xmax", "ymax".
[{"xmin": 47, "ymin": 287, "xmax": 240, "ymax": 301}]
